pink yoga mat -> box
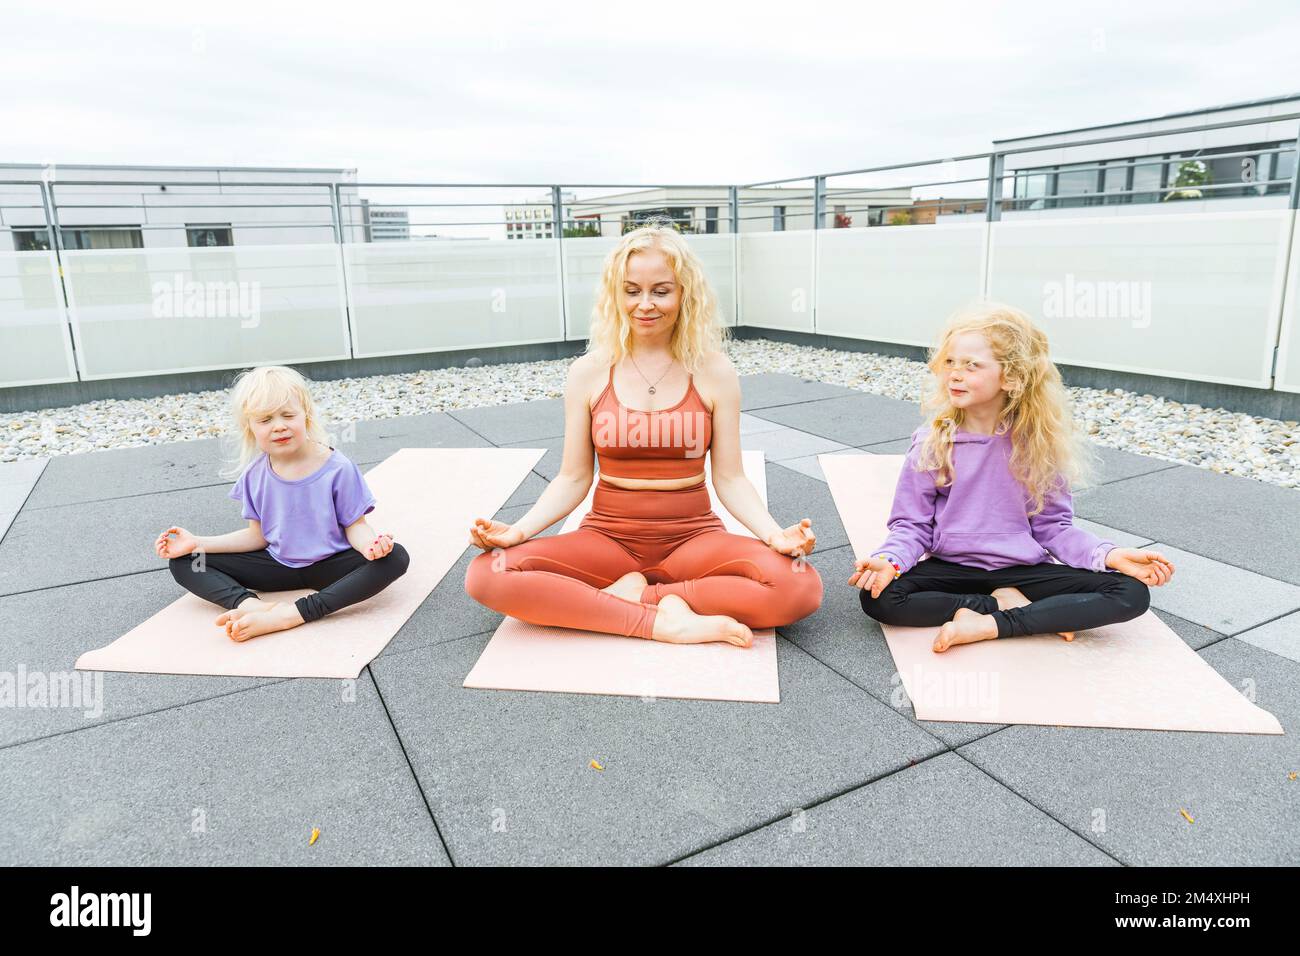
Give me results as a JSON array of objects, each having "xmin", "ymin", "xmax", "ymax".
[
  {"xmin": 463, "ymin": 450, "xmax": 781, "ymax": 703},
  {"xmin": 76, "ymin": 448, "xmax": 545, "ymax": 679},
  {"xmin": 819, "ymin": 453, "xmax": 1283, "ymax": 735}
]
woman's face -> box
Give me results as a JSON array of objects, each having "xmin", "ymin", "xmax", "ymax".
[
  {"xmin": 622, "ymin": 248, "xmax": 681, "ymax": 339},
  {"xmin": 941, "ymin": 331, "xmax": 1009, "ymax": 411}
]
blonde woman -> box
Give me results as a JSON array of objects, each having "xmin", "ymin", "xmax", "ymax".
[
  {"xmin": 465, "ymin": 223, "xmax": 823, "ymax": 647},
  {"xmin": 156, "ymin": 366, "xmax": 408, "ymax": 642},
  {"xmin": 851, "ymin": 303, "xmax": 1174, "ymax": 653}
]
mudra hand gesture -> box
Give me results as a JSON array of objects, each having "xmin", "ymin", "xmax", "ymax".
[
  {"xmin": 469, "ymin": 517, "xmax": 526, "ymax": 551},
  {"xmin": 766, "ymin": 518, "xmax": 815, "ymax": 557}
]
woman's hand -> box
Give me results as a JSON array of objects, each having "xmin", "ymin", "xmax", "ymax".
[
  {"xmin": 1105, "ymin": 548, "xmax": 1175, "ymax": 586},
  {"xmin": 156, "ymin": 526, "xmax": 198, "ymax": 559},
  {"xmin": 766, "ymin": 519, "xmax": 816, "ymax": 558},
  {"xmin": 849, "ymin": 555, "xmax": 898, "ymax": 599},
  {"xmin": 469, "ymin": 517, "xmax": 525, "ymax": 551},
  {"xmin": 365, "ymin": 532, "xmax": 395, "ymax": 560}
]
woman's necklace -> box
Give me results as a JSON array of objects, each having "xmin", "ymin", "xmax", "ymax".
[{"xmin": 627, "ymin": 354, "xmax": 676, "ymax": 395}]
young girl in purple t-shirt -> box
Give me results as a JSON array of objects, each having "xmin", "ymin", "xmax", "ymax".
[
  {"xmin": 155, "ymin": 365, "xmax": 408, "ymax": 643},
  {"xmin": 851, "ymin": 303, "xmax": 1174, "ymax": 653}
]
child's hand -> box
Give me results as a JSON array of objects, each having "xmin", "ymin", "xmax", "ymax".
[
  {"xmin": 156, "ymin": 526, "xmax": 198, "ymax": 559},
  {"xmin": 766, "ymin": 519, "xmax": 816, "ymax": 557},
  {"xmin": 1105, "ymin": 547, "xmax": 1174, "ymax": 586},
  {"xmin": 469, "ymin": 517, "xmax": 524, "ymax": 551},
  {"xmin": 365, "ymin": 532, "xmax": 395, "ymax": 561},
  {"xmin": 849, "ymin": 555, "xmax": 898, "ymax": 598}
]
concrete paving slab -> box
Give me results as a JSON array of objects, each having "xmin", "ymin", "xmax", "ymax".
[
  {"xmin": 746, "ymin": 392, "xmax": 923, "ymax": 446},
  {"xmin": 1141, "ymin": 543, "xmax": 1300, "ymax": 635}
]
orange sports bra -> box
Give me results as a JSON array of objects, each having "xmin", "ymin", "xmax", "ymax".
[{"xmin": 590, "ymin": 365, "xmax": 712, "ymax": 480}]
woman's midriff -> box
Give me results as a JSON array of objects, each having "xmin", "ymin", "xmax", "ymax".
[
  {"xmin": 579, "ymin": 478, "xmax": 725, "ymax": 563},
  {"xmin": 595, "ymin": 471, "xmax": 706, "ymax": 491}
]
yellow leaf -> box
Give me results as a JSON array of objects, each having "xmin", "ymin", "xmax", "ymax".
[
  {"xmin": 1179, "ymin": 808, "xmax": 1194, "ymax": 824},
  {"xmin": 590, "ymin": 759, "xmax": 604, "ymax": 771},
  {"xmin": 309, "ymin": 827, "xmax": 320, "ymax": 845}
]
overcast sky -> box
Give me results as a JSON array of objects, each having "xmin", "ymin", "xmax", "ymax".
[{"xmin": 4, "ymin": 0, "xmax": 1298, "ymax": 186}]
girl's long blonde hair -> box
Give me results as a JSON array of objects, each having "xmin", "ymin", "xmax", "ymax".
[
  {"xmin": 218, "ymin": 366, "xmax": 332, "ymax": 481},
  {"xmin": 916, "ymin": 302, "xmax": 1097, "ymax": 515},
  {"xmin": 583, "ymin": 220, "xmax": 732, "ymax": 372}
]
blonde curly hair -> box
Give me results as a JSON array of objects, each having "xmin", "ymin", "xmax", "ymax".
[
  {"xmin": 916, "ymin": 302, "xmax": 1098, "ymax": 515},
  {"xmin": 583, "ymin": 220, "xmax": 732, "ymax": 372}
]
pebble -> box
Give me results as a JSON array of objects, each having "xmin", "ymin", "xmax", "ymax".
[{"xmin": 0, "ymin": 339, "xmax": 1296, "ymax": 490}]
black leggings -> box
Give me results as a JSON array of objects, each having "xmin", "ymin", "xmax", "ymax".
[
  {"xmin": 859, "ymin": 557, "xmax": 1150, "ymax": 638},
  {"xmin": 168, "ymin": 544, "xmax": 410, "ymax": 623}
]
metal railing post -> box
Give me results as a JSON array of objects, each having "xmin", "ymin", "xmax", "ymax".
[
  {"xmin": 39, "ymin": 175, "xmax": 83, "ymax": 380},
  {"xmin": 985, "ymin": 153, "xmax": 1004, "ymax": 222},
  {"xmin": 553, "ymin": 184, "xmax": 569, "ymax": 340},
  {"xmin": 331, "ymin": 182, "xmax": 357, "ymax": 359},
  {"xmin": 813, "ymin": 174, "xmax": 826, "ymax": 230}
]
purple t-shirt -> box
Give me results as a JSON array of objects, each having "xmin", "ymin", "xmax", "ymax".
[
  {"xmin": 228, "ymin": 447, "xmax": 377, "ymax": 568},
  {"xmin": 874, "ymin": 425, "xmax": 1116, "ymax": 574}
]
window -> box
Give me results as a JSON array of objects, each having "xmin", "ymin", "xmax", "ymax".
[
  {"xmin": 1101, "ymin": 161, "xmax": 1130, "ymax": 205},
  {"xmin": 11, "ymin": 230, "xmax": 51, "ymax": 252},
  {"xmin": 187, "ymin": 224, "xmax": 233, "ymax": 247},
  {"xmin": 773, "ymin": 206, "xmax": 786, "ymax": 231},
  {"xmin": 705, "ymin": 206, "xmax": 718, "ymax": 234},
  {"xmin": 60, "ymin": 226, "xmax": 144, "ymax": 250}
]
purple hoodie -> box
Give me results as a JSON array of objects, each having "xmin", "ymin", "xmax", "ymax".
[{"xmin": 874, "ymin": 425, "xmax": 1115, "ymax": 574}]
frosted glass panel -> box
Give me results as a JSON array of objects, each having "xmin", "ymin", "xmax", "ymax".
[
  {"xmin": 344, "ymin": 239, "xmax": 562, "ymax": 357},
  {"xmin": 63, "ymin": 244, "xmax": 350, "ymax": 380},
  {"xmin": 562, "ymin": 234, "xmax": 736, "ymax": 340},
  {"xmin": 0, "ymin": 251, "xmax": 77, "ymax": 386},
  {"xmin": 816, "ymin": 223, "xmax": 986, "ymax": 345},
  {"xmin": 988, "ymin": 211, "xmax": 1290, "ymax": 387},
  {"xmin": 1275, "ymin": 215, "xmax": 1300, "ymax": 394},
  {"xmin": 739, "ymin": 231, "xmax": 815, "ymax": 332}
]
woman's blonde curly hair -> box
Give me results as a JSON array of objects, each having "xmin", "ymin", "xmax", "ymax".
[
  {"xmin": 916, "ymin": 301, "xmax": 1099, "ymax": 515},
  {"xmin": 583, "ymin": 219, "xmax": 732, "ymax": 372}
]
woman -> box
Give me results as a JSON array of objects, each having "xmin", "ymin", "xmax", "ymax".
[{"xmin": 464, "ymin": 222, "xmax": 823, "ymax": 647}]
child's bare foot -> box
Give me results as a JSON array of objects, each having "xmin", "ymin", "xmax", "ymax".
[
  {"xmin": 990, "ymin": 586, "xmax": 1074, "ymax": 641},
  {"xmin": 220, "ymin": 601, "xmax": 306, "ymax": 643},
  {"xmin": 650, "ymin": 594, "xmax": 753, "ymax": 648},
  {"xmin": 602, "ymin": 571, "xmax": 649, "ymax": 604},
  {"xmin": 933, "ymin": 607, "xmax": 999, "ymax": 653},
  {"xmin": 215, "ymin": 596, "xmax": 276, "ymax": 630}
]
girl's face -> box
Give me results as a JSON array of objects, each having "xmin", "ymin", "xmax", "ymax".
[
  {"xmin": 622, "ymin": 249, "xmax": 681, "ymax": 339},
  {"xmin": 251, "ymin": 397, "xmax": 305, "ymax": 454},
  {"xmin": 942, "ymin": 331, "xmax": 1010, "ymax": 411}
]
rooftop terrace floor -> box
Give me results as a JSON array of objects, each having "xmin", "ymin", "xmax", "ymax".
[{"xmin": 1, "ymin": 373, "xmax": 1297, "ymax": 866}]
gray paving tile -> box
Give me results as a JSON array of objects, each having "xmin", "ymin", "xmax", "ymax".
[
  {"xmin": 775, "ymin": 447, "xmax": 864, "ymax": 483},
  {"xmin": 679, "ymin": 752, "xmax": 1116, "ymax": 866},
  {"xmin": 369, "ymin": 634, "xmax": 943, "ymax": 865},
  {"xmin": 1232, "ymin": 610, "xmax": 1300, "ymax": 666},
  {"xmin": 780, "ymin": 544, "xmax": 1001, "ymax": 747},
  {"xmin": 766, "ymin": 462, "xmax": 849, "ymax": 553},
  {"xmin": 24, "ymin": 413, "xmax": 488, "ymax": 510},
  {"xmin": 1073, "ymin": 517, "xmax": 1153, "ymax": 550},
  {"xmin": 1151, "ymin": 607, "xmax": 1225, "ymax": 652},
  {"xmin": 740, "ymin": 426, "xmax": 851, "ymax": 462},
  {"xmin": 1074, "ymin": 465, "xmax": 1300, "ymax": 585},
  {"xmin": 1142, "ymin": 543, "xmax": 1300, "ymax": 635},
  {"xmin": 0, "ymin": 675, "xmax": 450, "ymax": 865},
  {"xmin": 859, "ymin": 437, "xmax": 913, "ymax": 454},
  {"xmin": 1091, "ymin": 445, "xmax": 1183, "ymax": 485},
  {"xmin": 739, "ymin": 412, "xmax": 787, "ymax": 435},
  {"xmin": 502, "ymin": 435, "xmax": 566, "ymax": 482},
  {"xmin": 449, "ymin": 397, "xmax": 565, "ymax": 445},
  {"xmin": 0, "ymin": 570, "xmax": 281, "ymax": 748},
  {"xmin": 0, "ymin": 482, "xmax": 238, "ymax": 596},
  {"xmin": 747, "ymin": 392, "xmax": 923, "ymax": 446},
  {"xmin": 958, "ymin": 638, "xmax": 1300, "ymax": 865},
  {"xmin": 738, "ymin": 372, "xmax": 862, "ymax": 411}
]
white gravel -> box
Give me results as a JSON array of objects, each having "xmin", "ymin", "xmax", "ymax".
[{"xmin": 2, "ymin": 339, "xmax": 1296, "ymax": 490}]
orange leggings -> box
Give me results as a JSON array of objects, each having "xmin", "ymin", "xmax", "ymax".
[{"xmin": 464, "ymin": 479, "xmax": 823, "ymax": 639}]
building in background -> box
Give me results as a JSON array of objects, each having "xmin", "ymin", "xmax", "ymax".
[
  {"xmin": 504, "ymin": 190, "xmax": 578, "ymax": 239},
  {"xmin": 359, "ymin": 200, "xmax": 410, "ymax": 241},
  {"xmin": 997, "ymin": 93, "xmax": 1300, "ymax": 216}
]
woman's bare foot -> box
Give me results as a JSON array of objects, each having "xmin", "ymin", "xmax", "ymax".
[
  {"xmin": 650, "ymin": 594, "xmax": 753, "ymax": 648},
  {"xmin": 933, "ymin": 607, "xmax": 999, "ymax": 653},
  {"xmin": 215, "ymin": 596, "xmax": 276, "ymax": 630},
  {"xmin": 602, "ymin": 571, "xmax": 649, "ymax": 604},
  {"xmin": 991, "ymin": 586, "xmax": 1074, "ymax": 641},
  {"xmin": 219, "ymin": 601, "xmax": 306, "ymax": 643}
]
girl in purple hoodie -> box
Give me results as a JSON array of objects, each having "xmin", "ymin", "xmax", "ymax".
[{"xmin": 851, "ymin": 303, "xmax": 1174, "ymax": 653}]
